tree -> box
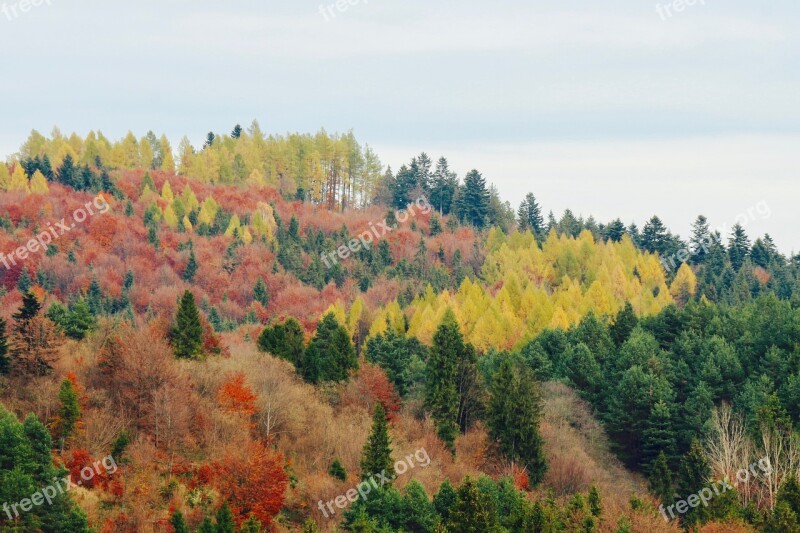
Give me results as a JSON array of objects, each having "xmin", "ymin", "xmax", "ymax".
[
  {"xmin": 609, "ymin": 302, "xmax": 637, "ymax": 346},
  {"xmin": 446, "ymin": 478, "xmax": 498, "ymax": 533},
  {"xmin": 728, "ymin": 224, "xmax": 751, "ymax": 271},
  {"xmin": 29, "ymin": 169, "xmax": 49, "ymax": 194},
  {"xmin": 170, "ymin": 510, "xmax": 189, "ymax": 533},
  {"xmin": 517, "ymin": 193, "xmax": 544, "ymax": 238},
  {"xmin": 257, "ymin": 318, "xmax": 305, "ymax": 366},
  {"xmin": 215, "ymin": 502, "xmax": 235, "ymax": 533},
  {"xmin": 0, "ymin": 318, "xmax": 8, "ymax": 375},
  {"xmin": 183, "ymin": 248, "xmax": 198, "ymax": 282},
  {"xmin": 641, "ymin": 216, "xmax": 669, "ymax": 255},
  {"xmin": 675, "ymin": 440, "xmax": 711, "ymax": 525},
  {"xmin": 430, "ymin": 157, "xmax": 458, "ymax": 215},
  {"xmin": 361, "ymin": 403, "xmax": 393, "ymax": 479},
  {"xmin": 425, "ymin": 309, "xmax": 463, "ymax": 451},
  {"xmin": 689, "ymin": 215, "xmax": 711, "ymax": 264},
  {"xmin": 56, "ymin": 154, "xmax": 77, "ymax": 189},
  {"xmin": 457, "ymin": 170, "xmax": 490, "ymax": 228},
  {"xmin": 253, "ymin": 277, "xmax": 269, "ymax": 307},
  {"xmin": 231, "ymin": 124, "xmax": 243, "ymax": 139},
  {"xmin": 55, "ymin": 378, "xmax": 81, "ymax": 448},
  {"xmin": 171, "ymin": 291, "xmax": 203, "ymax": 359},
  {"xmin": 487, "ymin": 358, "xmax": 547, "ymax": 486},
  {"xmin": 10, "ymin": 292, "xmax": 63, "ymax": 377},
  {"xmin": 302, "ymin": 313, "xmax": 357, "ymax": 383},
  {"xmin": 648, "ymin": 451, "xmax": 674, "ymax": 506},
  {"xmin": 328, "ymin": 459, "xmax": 347, "ymax": 481}
]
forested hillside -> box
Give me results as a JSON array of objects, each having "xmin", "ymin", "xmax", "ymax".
[{"xmin": 2, "ymin": 126, "xmax": 800, "ymax": 532}]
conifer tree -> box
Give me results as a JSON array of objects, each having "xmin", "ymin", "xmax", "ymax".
[
  {"xmin": 29, "ymin": 169, "xmax": 49, "ymax": 194},
  {"xmin": 457, "ymin": 170, "xmax": 490, "ymax": 228},
  {"xmin": 239, "ymin": 516, "xmax": 263, "ymax": 533},
  {"xmin": 728, "ymin": 224, "xmax": 751, "ymax": 271},
  {"xmin": 257, "ymin": 318, "xmax": 305, "ymax": 366},
  {"xmin": 215, "ymin": 502, "xmax": 235, "ymax": 533},
  {"xmin": 360, "ymin": 403, "xmax": 393, "ymax": 480},
  {"xmin": 648, "ymin": 451, "xmax": 674, "ymax": 507},
  {"xmin": 254, "ymin": 276, "xmax": 269, "ymax": 307},
  {"xmin": 446, "ymin": 478, "xmax": 497, "ymax": 533},
  {"xmin": 0, "ymin": 317, "xmax": 9, "ymax": 375},
  {"xmin": 172, "ymin": 291, "xmax": 203, "ymax": 359},
  {"xmin": 676, "ymin": 440, "xmax": 711, "ymax": 525},
  {"xmin": 56, "ymin": 378, "xmax": 81, "ymax": 447},
  {"xmin": 425, "ymin": 309, "xmax": 462, "ymax": 451},
  {"xmin": 517, "ymin": 192, "xmax": 544, "ymax": 238},
  {"xmin": 56, "ymin": 154, "xmax": 76, "ymax": 189},
  {"xmin": 183, "ymin": 248, "xmax": 198, "ymax": 282},
  {"xmin": 689, "ymin": 215, "xmax": 711, "ymax": 264},
  {"xmin": 170, "ymin": 510, "xmax": 189, "ymax": 533},
  {"xmin": 303, "ymin": 313, "xmax": 357, "ymax": 383}
]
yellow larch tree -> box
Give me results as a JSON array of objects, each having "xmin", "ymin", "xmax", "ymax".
[{"xmin": 29, "ymin": 170, "xmax": 49, "ymax": 194}]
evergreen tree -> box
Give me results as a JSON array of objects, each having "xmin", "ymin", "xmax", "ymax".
[
  {"xmin": 457, "ymin": 170, "xmax": 490, "ymax": 228},
  {"xmin": 254, "ymin": 276, "xmax": 269, "ymax": 307},
  {"xmin": 641, "ymin": 216, "xmax": 669, "ymax": 255},
  {"xmin": 171, "ymin": 291, "xmax": 204, "ymax": 359},
  {"xmin": 425, "ymin": 309, "xmax": 462, "ymax": 451},
  {"xmin": 689, "ymin": 215, "xmax": 711, "ymax": 264},
  {"xmin": 517, "ymin": 192, "xmax": 544, "ymax": 238},
  {"xmin": 642, "ymin": 400, "xmax": 676, "ymax": 471},
  {"xmin": 0, "ymin": 317, "xmax": 8, "ymax": 375},
  {"xmin": 303, "ymin": 313, "xmax": 357, "ymax": 383},
  {"xmin": 257, "ymin": 318, "xmax": 305, "ymax": 366},
  {"xmin": 140, "ymin": 171, "xmax": 157, "ymax": 194},
  {"xmin": 17, "ymin": 269, "xmax": 32, "ymax": 293},
  {"xmin": 197, "ymin": 517, "xmax": 215, "ymax": 533},
  {"xmin": 170, "ymin": 510, "xmax": 189, "ymax": 533},
  {"xmin": 231, "ymin": 124, "xmax": 243, "ymax": 139},
  {"xmin": 675, "ymin": 440, "xmax": 711, "ymax": 525},
  {"xmin": 588, "ymin": 486, "xmax": 602, "ymax": 518},
  {"xmin": 609, "ymin": 302, "xmax": 638, "ymax": 347},
  {"xmin": 55, "ymin": 379, "xmax": 81, "ymax": 448},
  {"xmin": 56, "ymin": 154, "xmax": 77, "ymax": 188},
  {"xmin": 430, "ymin": 157, "xmax": 458, "ymax": 215},
  {"xmin": 87, "ymin": 276, "xmax": 103, "ymax": 315},
  {"xmin": 215, "ymin": 502, "xmax": 235, "ymax": 533},
  {"xmin": 487, "ymin": 358, "xmax": 547, "ymax": 486},
  {"xmin": 648, "ymin": 451, "xmax": 674, "ymax": 506},
  {"xmin": 728, "ymin": 224, "xmax": 751, "ymax": 271},
  {"xmin": 182, "ymin": 248, "xmax": 198, "ymax": 282},
  {"xmin": 15, "ymin": 290, "xmax": 43, "ymax": 321},
  {"xmin": 433, "ymin": 480, "xmax": 458, "ymax": 523},
  {"xmin": 604, "ymin": 219, "xmax": 626, "ymax": 242},
  {"xmin": 446, "ymin": 478, "xmax": 498, "ymax": 533},
  {"xmin": 239, "ymin": 516, "xmax": 263, "ymax": 533},
  {"xmin": 360, "ymin": 403, "xmax": 393, "ymax": 479},
  {"xmin": 328, "ymin": 459, "xmax": 347, "ymax": 481}
]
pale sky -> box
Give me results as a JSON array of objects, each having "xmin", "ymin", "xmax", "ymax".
[{"xmin": 1, "ymin": 0, "xmax": 798, "ymax": 251}]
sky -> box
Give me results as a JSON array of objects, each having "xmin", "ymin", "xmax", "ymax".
[{"xmin": 1, "ymin": 0, "xmax": 798, "ymax": 251}]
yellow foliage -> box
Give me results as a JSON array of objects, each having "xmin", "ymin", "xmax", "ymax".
[
  {"xmin": 161, "ymin": 181, "xmax": 174, "ymax": 203},
  {"xmin": 163, "ymin": 204, "xmax": 179, "ymax": 228},
  {"xmin": 670, "ymin": 263, "xmax": 698, "ymax": 304},
  {"xmin": 224, "ymin": 214, "xmax": 241, "ymax": 237},
  {"xmin": 29, "ymin": 170, "xmax": 49, "ymax": 194},
  {"xmin": 8, "ymin": 165, "xmax": 29, "ymax": 192}
]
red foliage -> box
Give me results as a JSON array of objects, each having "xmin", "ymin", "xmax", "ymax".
[
  {"xmin": 212, "ymin": 440, "xmax": 289, "ymax": 528},
  {"xmin": 66, "ymin": 448, "xmax": 110, "ymax": 490},
  {"xmin": 217, "ymin": 373, "xmax": 257, "ymax": 416},
  {"xmin": 354, "ymin": 364, "xmax": 401, "ymax": 420}
]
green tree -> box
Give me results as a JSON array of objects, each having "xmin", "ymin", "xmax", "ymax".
[
  {"xmin": 457, "ymin": 170, "xmax": 490, "ymax": 228},
  {"xmin": 675, "ymin": 440, "xmax": 710, "ymax": 525},
  {"xmin": 215, "ymin": 502, "xmax": 235, "ymax": 533},
  {"xmin": 728, "ymin": 224, "xmax": 751, "ymax": 271},
  {"xmin": 517, "ymin": 192, "xmax": 544, "ymax": 238},
  {"xmin": 0, "ymin": 317, "xmax": 8, "ymax": 375},
  {"xmin": 647, "ymin": 451, "xmax": 674, "ymax": 506},
  {"xmin": 425, "ymin": 309, "xmax": 463, "ymax": 451},
  {"xmin": 239, "ymin": 515, "xmax": 263, "ymax": 533},
  {"xmin": 609, "ymin": 302, "xmax": 638, "ymax": 347},
  {"xmin": 303, "ymin": 313, "xmax": 357, "ymax": 383},
  {"xmin": 328, "ymin": 459, "xmax": 347, "ymax": 481},
  {"xmin": 253, "ymin": 276, "xmax": 269, "ymax": 307},
  {"xmin": 55, "ymin": 379, "xmax": 81, "ymax": 448},
  {"xmin": 183, "ymin": 248, "xmax": 198, "ymax": 282},
  {"xmin": 361, "ymin": 403, "xmax": 393, "ymax": 480},
  {"xmin": 446, "ymin": 477, "xmax": 498, "ymax": 533},
  {"xmin": 487, "ymin": 358, "xmax": 547, "ymax": 486},
  {"xmin": 170, "ymin": 510, "xmax": 189, "ymax": 533},
  {"xmin": 257, "ymin": 318, "xmax": 305, "ymax": 366},
  {"xmin": 171, "ymin": 291, "xmax": 204, "ymax": 359}
]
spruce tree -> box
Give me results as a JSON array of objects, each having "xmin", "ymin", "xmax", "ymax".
[
  {"xmin": 457, "ymin": 170, "xmax": 490, "ymax": 228},
  {"xmin": 728, "ymin": 224, "xmax": 751, "ymax": 271},
  {"xmin": 648, "ymin": 451, "xmax": 674, "ymax": 506},
  {"xmin": 239, "ymin": 516, "xmax": 263, "ymax": 532},
  {"xmin": 254, "ymin": 276, "xmax": 269, "ymax": 307},
  {"xmin": 172, "ymin": 291, "xmax": 204, "ymax": 359},
  {"xmin": 198, "ymin": 517, "xmax": 215, "ymax": 533},
  {"xmin": 676, "ymin": 440, "xmax": 711, "ymax": 525},
  {"xmin": 517, "ymin": 192, "xmax": 544, "ymax": 238},
  {"xmin": 231, "ymin": 124, "xmax": 243, "ymax": 139},
  {"xmin": 609, "ymin": 302, "xmax": 637, "ymax": 346},
  {"xmin": 182, "ymin": 248, "xmax": 198, "ymax": 282},
  {"xmin": 170, "ymin": 510, "xmax": 189, "ymax": 533},
  {"xmin": 303, "ymin": 313, "xmax": 357, "ymax": 383},
  {"xmin": 641, "ymin": 400, "xmax": 676, "ymax": 471},
  {"xmin": 360, "ymin": 403, "xmax": 393, "ymax": 480},
  {"xmin": 56, "ymin": 379, "xmax": 81, "ymax": 448},
  {"xmin": 446, "ymin": 478, "xmax": 497, "ymax": 533},
  {"xmin": 689, "ymin": 215, "xmax": 711, "ymax": 264},
  {"xmin": 215, "ymin": 502, "xmax": 235, "ymax": 533},
  {"xmin": 0, "ymin": 317, "xmax": 9, "ymax": 375},
  {"xmin": 425, "ymin": 309, "xmax": 462, "ymax": 452}
]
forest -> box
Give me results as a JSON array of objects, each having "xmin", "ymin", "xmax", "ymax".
[{"xmin": 2, "ymin": 126, "xmax": 800, "ymax": 532}]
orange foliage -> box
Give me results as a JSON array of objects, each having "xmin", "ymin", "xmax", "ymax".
[
  {"xmin": 217, "ymin": 373, "xmax": 257, "ymax": 416},
  {"xmin": 212, "ymin": 439, "xmax": 289, "ymax": 528}
]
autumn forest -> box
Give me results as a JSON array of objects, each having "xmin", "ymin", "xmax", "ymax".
[{"xmin": 2, "ymin": 125, "xmax": 800, "ymax": 533}]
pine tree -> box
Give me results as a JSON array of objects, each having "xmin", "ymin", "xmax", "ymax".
[
  {"xmin": 588, "ymin": 485, "xmax": 602, "ymax": 518},
  {"xmin": 140, "ymin": 171, "xmax": 157, "ymax": 194},
  {"xmin": 231, "ymin": 124, "xmax": 243, "ymax": 139},
  {"xmin": 360, "ymin": 403, "xmax": 393, "ymax": 480},
  {"xmin": 641, "ymin": 216, "xmax": 669, "ymax": 255},
  {"xmin": 425, "ymin": 309, "xmax": 462, "ymax": 451},
  {"xmin": 642, "ymin": 400, "xmax": 676, "ymax": 471},
  {"xmin": 328, "ymin": 459, "xmax": 347, "ymax": 481},
  {"xmin": 239, "ymin": 516, "xmax": 263, "ymax": 533},
  {"xmin": 254, "ymin": 276, "xmax": 269, "ymax": 307},
  {"xmin": 257, "ymin": 318, "xmax": 305, "ymax": 365},
  {"xmin": 183, "ymin": 248, "xmax": 198, "ymax": 282},
  {"xmin": 609, "ymin": 302, "xmax": 637, "ymax": 346},
  {"xmin": 170, "ymin": 510, "xmax": 189, "ymax": 533},
  {"xmin": 0, "ymin": 317, "xmax": 9, "ymax": 375},
  {"xmin": 17, "ymin": 268, "xmax": 32, "ymax": 293},
  {"xmin": 172, "ymin": 291, "xmax": 204, "ymax": 359},
  {"xmin": 430, "ymin": 157, "xmax": 458, "ymax": 215},
  {"xmin": 198, "ymin": 517, "xmax": 215, "ymax": 533}
]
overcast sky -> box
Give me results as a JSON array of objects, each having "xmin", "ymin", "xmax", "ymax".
[{"xmin": 1, "ymin": 0, "xmax": 798, "ymax": 251}]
